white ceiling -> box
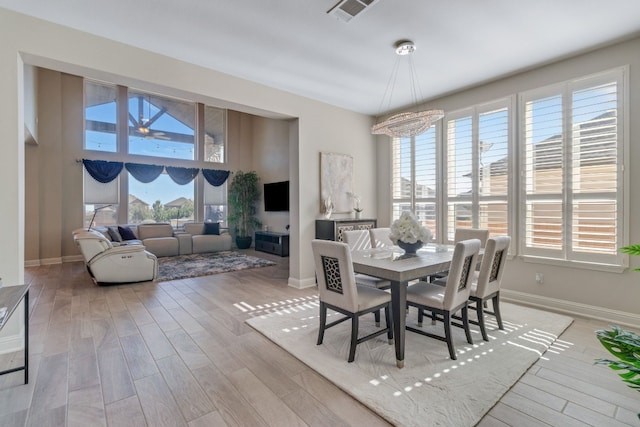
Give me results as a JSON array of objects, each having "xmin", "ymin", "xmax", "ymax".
[{"xmin": 2, "ymin": 0, "xmax": 640, "ymax": 115}]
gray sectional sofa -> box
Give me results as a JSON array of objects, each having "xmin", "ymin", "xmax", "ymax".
[{"xmin": 98, "ymin": 222, "xmax": 232, "ymax": 257}]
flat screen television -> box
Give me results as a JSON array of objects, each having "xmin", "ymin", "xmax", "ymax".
[{"xmin": 264, "ymin": 181, "xmax": 289, "ymax": 212}]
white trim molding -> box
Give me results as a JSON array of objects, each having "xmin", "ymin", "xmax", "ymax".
[
  {"xmin": 501, "ymin": 289, "xmax": 640, "ymax": 329},
  {"xmin": 288, "ymin": 277, "xmax": 317, "ymax": 289}
]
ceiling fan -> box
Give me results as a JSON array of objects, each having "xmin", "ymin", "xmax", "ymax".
[{"xmin": 128, "ymin": 95, "xmax": 169, "ymax": 140}]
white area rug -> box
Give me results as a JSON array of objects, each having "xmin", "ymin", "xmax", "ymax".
[{"xmin": 246, "ymin": 301, "xmax": 573, "ymax": 426}]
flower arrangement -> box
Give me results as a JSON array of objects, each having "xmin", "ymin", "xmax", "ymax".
[
  {"xmin": 347, "ymin": 192, "xmax": 362, "ymax": 213},
  {"xmin": 389, "ymin": 212, "xmax": 432, "ymax": 244}
]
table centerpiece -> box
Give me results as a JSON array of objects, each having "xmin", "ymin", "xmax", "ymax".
[{"xmin": 389, "ymin": 212, "xmax": 432, "ymax": 254}]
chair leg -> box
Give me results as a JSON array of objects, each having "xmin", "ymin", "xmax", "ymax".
[
  {"xmin": 374, "ymin": 310, "xmax": 381, "ymax": 327},
  {"xmin": 493, "ymin": 294, "xmax": 504, "ymax": 330},
  {"xmin": 417, "ymin": 307, "xmax": 424, "ymax": 327},
  {"xmin": 317, "ymin": 302, "xmax": 327, "ymax": 345},
  {"xmin": 462, "ymin": 306, "xmax": 473, "ymax": 345},
  {"xmin": 348, "ymin": 314, "xmax": 359, "ymax": 363},
  {"xmin": 385, "ymin": 305, "xmax": 393, "ymax": 343},
  {"xmin": 443, "ymin": 311, "xmax": 457, "ymax": 360},
  {"xmin": 476, "ymin": 299, "xmax": 489, "ymax": 341}
]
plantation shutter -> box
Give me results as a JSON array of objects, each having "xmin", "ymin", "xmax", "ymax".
[
  {"xmin": 522, "ymin": 92, "xmax": 564, "ymax": 256},
  {"xmin": 569, "ymin": 80, "xmax": 620, "ymax": 260},
  {"xmin": 414, "ymin": 128, "xmax": 437, "ymax": 239},
  {"xmin": 478, "ymin": 105, "xmax": 510, "ymax": 237},
  {"xmin": 445, "ymin": 114, "xmax": 473, "ymax": 241},
  {"xmin": 391, "ymin": 136, "xmax": 412, "ymax": 219},
  {"xmin": 520, "ymin": 69, "xmax": 623, "ymax": 265}
]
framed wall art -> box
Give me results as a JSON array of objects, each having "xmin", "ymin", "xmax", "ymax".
[{"xmin": 320, "ymin": 152, "xmax": 353, "ymax": 214}]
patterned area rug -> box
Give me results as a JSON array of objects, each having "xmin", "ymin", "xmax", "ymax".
[
  {"xmin": 247, "ymin": 302, "xmax": 573, "ymax": 427},
  {"xmin": 157, "ymin": 251, "xmax": 276, "ymax": 281}
]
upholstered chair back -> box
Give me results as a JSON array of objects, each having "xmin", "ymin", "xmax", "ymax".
[
  {"xmin": 343, "ymin": 229, "xmax": 372, "ymax": 251},
  {"xmin": 312, "ymin": 239, "xmax": 359, "ymax": 313},
  {"xmin": 454, "ymin": 228, "xmax": 490, "ymax": 247},
  {"xmin": 73, "ymin": 230, "xmax": 113, "ymax": 261},
  {"xmin": 369, "ymin": 227, "xmax": 394, "ymax": 248},
  {"xmin": 474, "ymin": 236, "xmax": 511, "ymax": 299},
  {"xmin": 443, "ymin": 239, "xmax": 481, "ymax": 310}
]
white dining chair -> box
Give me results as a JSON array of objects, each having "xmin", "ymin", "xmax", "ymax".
[
  {"xmin": 463, "ymin": 236, "xmax": 511, "ymax": 341},
  {"xmin": 405, "ymin": 239, "xmax": 481, "ymax": 360},
  {"xmin": 369, "ymin": 227, "xmax": 395, "ymax": 248},
  {"xmin": 312, "ymin": 239, "xmax": 393, "ymax": 362},
  {"xmin": 342, "ymin": 230, "xmax": 391, "ymax": 289}
]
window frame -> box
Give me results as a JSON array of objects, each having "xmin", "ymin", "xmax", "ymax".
[
  {"xmin": 518, "ymin": 67, "xmax": 628, "ymax": 270},
  {"xmin": 442, "ymin": 97, "xmax": 514, "ymax": 244},
  {"xmin": 82, "ymin": 80, "xmax": 229, "ymax": 227},
  {"xmin": 389, "ymin": 67, "xmax": 628, "ymax": 272}
]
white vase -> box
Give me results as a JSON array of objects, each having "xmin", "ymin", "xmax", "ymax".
[{"xmin": 355, "ymin": 211, "xmax": 361, "ymax": 219}]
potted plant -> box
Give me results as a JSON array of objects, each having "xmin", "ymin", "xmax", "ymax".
[
  {"xmin": 594, "ymin": 244, "xmax": 640, "ymax": 420},
  {"xmin": 227, "ymin": 171, "xmax": 262, "ymax": 249}
]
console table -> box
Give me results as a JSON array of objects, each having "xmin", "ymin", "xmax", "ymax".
[
  {"xmin": 0, "ymin": 284, "xmax": 30, "ymax": 384},
  {"xmin": 315, "ymin": 218, "xmax": 377, "ymax": 242},
  {"xmin": 255, "ymin": 231, "xmax": 290, "ymax": 257}
]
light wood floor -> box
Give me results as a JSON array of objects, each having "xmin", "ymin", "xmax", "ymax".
[{"xmin": 0, "ymin": 250, "xmax": 637, "ymax": 426}]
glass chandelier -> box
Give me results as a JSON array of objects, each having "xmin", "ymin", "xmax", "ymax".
[{"xmin": 371, "ymin": 40, "xmax": 444, "ymax": 138}]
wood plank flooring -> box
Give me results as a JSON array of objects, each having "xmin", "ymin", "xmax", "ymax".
[{"xmin": 0, "ymin": 250, "xmax": 637, "ymax": 426}]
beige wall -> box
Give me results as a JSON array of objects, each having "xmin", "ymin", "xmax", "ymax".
[
  {"xmin": 2, "ymin": 8, "xmax": 637, "ymax": 327},
  {"xmin": 376, "ymin": 37, "xmax": 640, "ymax": 324},
  {"xmin": 0, "ymin": 8, "xmax": 376, "ymax": 292}
]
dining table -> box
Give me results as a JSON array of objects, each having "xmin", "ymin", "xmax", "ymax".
[{"xmin": 351, "ymin": 244, "xmax": 457, "ymax": 368}]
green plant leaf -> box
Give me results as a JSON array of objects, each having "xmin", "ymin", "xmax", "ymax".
[
  {"xmin": 595, "ymin": 326, "xmax": 640, "ymax": 395},
  {"xmin": 620, "ymin": 245, "xmax": 640, "ymax": 271},
  {"xmin": 620, "ymin": 244, "xmax": 640, "ymax": 256}
]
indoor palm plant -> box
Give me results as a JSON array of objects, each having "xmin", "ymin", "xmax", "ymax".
[{"xmin": 227, "ymin": 171, "xmax": 262, "ymax": 249}]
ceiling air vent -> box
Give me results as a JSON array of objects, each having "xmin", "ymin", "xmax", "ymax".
[{"xmin": 327, "ymin": 0, "xmax": 380, "ymax": 23}]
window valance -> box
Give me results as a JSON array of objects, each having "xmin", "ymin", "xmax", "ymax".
[
  {"xmin": 202, "ymin": 169, "xmax": 230, "ymax": 187},
  {"xmin": 125, "ymin": 163, "xmax": 164, "ymax": 183},
  {"xmin": 166, "ymin": 166, "xmax": 200, "ymax": 185},
  {"xmin": 83, "ymin": 159, "xmax": 230, "ymax": 187},
  {"xmin": 82, "ymin": 159, "xmax": 123, "ymax": 183}
]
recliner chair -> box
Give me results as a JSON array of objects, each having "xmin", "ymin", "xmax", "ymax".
[{"xmin": 73, "ymin": 229, "xmax": 158, "ymax": 284}]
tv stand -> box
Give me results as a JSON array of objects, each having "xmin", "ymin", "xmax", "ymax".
[{"xmin": 255, "ymin": 231, "xmax": 289, "ymax": 257}]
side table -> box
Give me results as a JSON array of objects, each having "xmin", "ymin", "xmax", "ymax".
[{"xmin": 0, "ymin": 284, "xmax": 30, "ymax": 384}]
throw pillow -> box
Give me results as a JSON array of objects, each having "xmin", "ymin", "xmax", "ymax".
[
  {"xmin": 118, "ymin": 226, "xmax": 137, "ymax": 241},
  {"xmin": 203, "ymin": 222, "xmax": 220, "ymax": 235},
  {"xmin": 107, "ymin": 226, "xmax": 122, "ymax": 242}
]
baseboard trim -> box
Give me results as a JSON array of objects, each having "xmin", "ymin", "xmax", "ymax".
[
  {"xmin": 501, "ymin": 289, "xmax": 640, "ymax": 329},
  {"xmin": 288, "ymin": 277, "xmax": 317, "ymax": 289},
  {"xmin": 0, "ymin": 329, "xmax": 25, "ymax": 355},
  {"xmin": 26, "ymin": 256, "xmax": 83, "ymax": 267},
  {"xmin": 24, "ymin": 259, "xmax": 40, "ymax": 267}
]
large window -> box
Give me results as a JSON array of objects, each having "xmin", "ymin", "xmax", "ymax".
[
  {"xmin": 128, "ymin": 91, "xmax": 196, "ymax": 160},
  {"xmin": 128, "ymin": 172, "xmax": 194, "ymax": 226},
  {"xmin": 391, "ymin": 68, "xmax": 626, "ymax": 269},
  {"xmin": 84, "ymin": 81, "xmax": 117, "ymax": 152},
  {"xmin": 83, "ymin": 80, "xmax": 228, "ymax": 227},
  {"xmin": 445, "ymin": 100, "xmax": 512, "ymax": 242},
  {"xmin": 520, "ymin": 70, "xmax": 624, "ymax": 266},
  {"xmin": 392, "ymin": 127, "xmax": 438, "ymax": 239}
]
